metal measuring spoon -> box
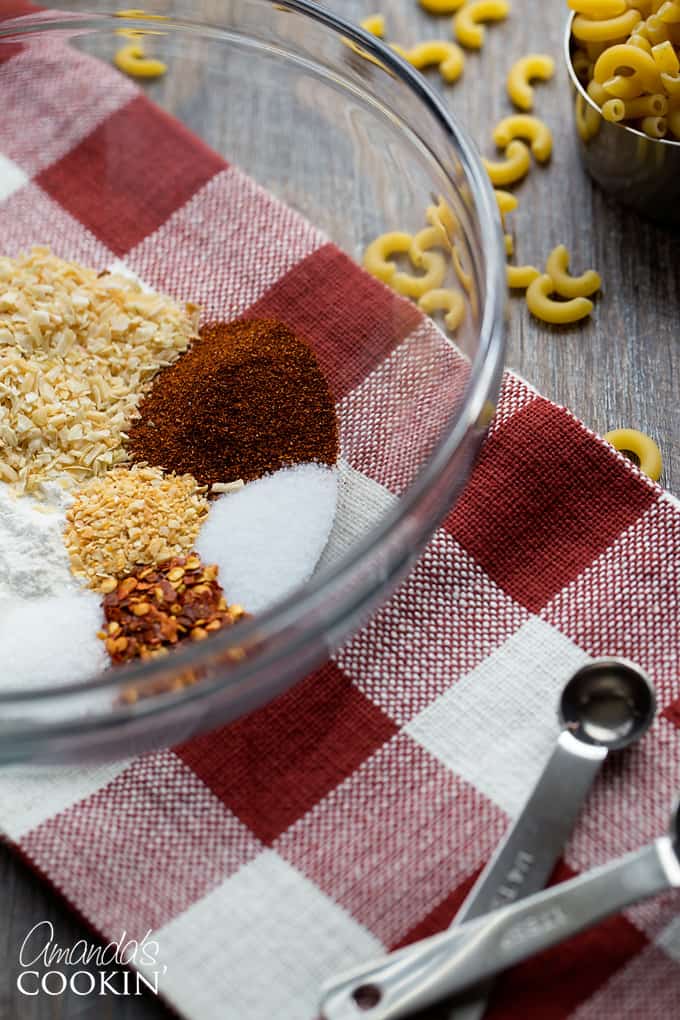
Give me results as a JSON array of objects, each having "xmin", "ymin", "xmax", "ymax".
[
  {"xmin": 321, "ymin": 796, "xmax": 680, "ymax": 1020},
  {"xmin": 320, "ymin": 658, "xmax": 656, "ymax": 1020},
  {"xmin": 443, "ymin": 657, "xmax": 656, "ymax": 1020}
]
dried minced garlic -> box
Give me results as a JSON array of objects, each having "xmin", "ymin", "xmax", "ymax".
[
  {"xmin": 0, "ymin": 247, "xmax": 199, "ymax": 495},
  {"xmin": 64, "ymin": 464, "xmax": 209, "ymax": 591}
]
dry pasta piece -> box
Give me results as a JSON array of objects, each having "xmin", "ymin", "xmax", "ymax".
[
  {"xmin": 419, "ymin": 0, "xmax": 466, "ymax": 10},
  {"xmin": 629, "ymin": 32, "xmax": 654, "ymax": 53},
  {"xmin": 545, "ymin": 245, "xmax": 601, "ymax": 299},
  {"xmin": 507, "ymin": 54, "xmax": 556, "ymax": 111},
  {"xmin": 526, "ymin": 274, "xmax": 593, "ymax": 323},
  {"xmin": 641, "ymin": 113, "xmax": 668, "ymax": 135},
  {"xmin": 426, "ymin": 197, "xmax": 459, "ymax": 242},
  {"xmin": 652, "ymin": 39, "xmax": 680, "ymax": 71},
  {"xmin": 659, "ymin": 0, "xmax": 680, "ymax": 22},
  {"xmin": 661, "ymin": 70, "xmax": 680, "ymax": 93},
  {"xmin": 572, "ymin": 10, "xmax": 643, "ymax": 44},
  {"xmin": 495, "ymin": 189, "xmax": 519, "ymax": 215},
  {"xmin": 114, "ymin": 42, "xmax": 167, "ymax": 78},
  {"xmin": 505, "ymin": 233, "xmax": 515, "ymax": 256},
  {"xmin": 392, "ymin": 40, "xmax": 465, "ymax": 82},
  {"xmin": 604, "ymin": 428, "xmax": 662, "ymax": 481},
  {"xmin": 493, "ymin": 115, "xmax": 553, "ymax": 162},
  {"xmin": 453, "ymin": 0, "xmax": 510, "ymax": 50},
  {"xmin": 593, "ymin": 44, "xmax": 663, "ymax": 91},
  {"xmin": 568, "ymin": 0, "xmax": 626, "ymax": 13},
  {"xmin": 624, "ymin": 93, "xmax": 668, "ymax": 115},
  {"xmin": 452, "ymin": 244, "xmax": 474, "ymax": 293},
  {"xmin": 418, "ymin": 288, "xmax": 466, "ymax": 331},
  {"xmin": 641, "ymin": 14, "xmax": 674, "ymax": 45},
  {"xmin": 363, "ymin": 231, "xmax": 448, "ymax": 297},
  {"xmin": 602, "ymin": 73, "xmax": 645, "ymax": 99},
  {"xmin": 507, "ymin": 263, "xmax": 541, "ymax": 289},
  {"xmin": 603, "ymin": 96, "xmax": 626, "ymax": 119},
  {"xmin": 575, "ymin": 92, "xmax": 598, "ymax": 140},
  {"xmin": 572, "ymin": 48, "xmax": 593, "ymax": 80},
  {"xmin": 668, "ymin": 107, "xmax": 680, "ymax": 135},
  {"xmin": 393, "ymin": 251, "xmax": 448, "ymax": 297},
  {"xmin": 410, "ymin": 226, "xmax": 448, "ymax": 266},
  {"xmin": 587, "ymin": 79, "xmax": 609, "ymax": 105},
  {"xmin": 363, "ymin": 231, "xmax": 413, "ymax": 283},
  {"xmin": 360, "ymin": 14, "xmax": 385, "ymax": 36},
  {"xmin": 483, "ymin": 140, "xmax": 532, "ymax": 185}
]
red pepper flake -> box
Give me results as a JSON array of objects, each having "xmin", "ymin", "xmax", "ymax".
[{"xmin": 99, "ymin": 553, "xmax": 248, "ymax": 669}]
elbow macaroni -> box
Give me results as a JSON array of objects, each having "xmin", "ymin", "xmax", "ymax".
[
  {"xmin": 360, "ymin": 14, "xmax": 385, "ymax": 37},
  {"xmin": 419, "ymin": 0, "xmax": 466, "ymax": 10},
  {"xmin": 572, "ymin": 10, "xmax": 643, "ymax": 44},
  {"xmin": 526, "ymin": 274, "xmax": 594, "ymax": 323},
  {"xmin": 604, "ymin": 428, "xmax": 663, "ymax": 481},
  {"xmin": 418, "ymin": 288, "xmax": 466, "ymax": 331},
  {"xmin": 114, "ymin": 42, "xmax": 167, "ymax": 78},
  {"xmin": 507, "ymin": 263, "xmax": 541, "ymax": 289},
  {"xmin": 426, "ymin": 198, "xmax": 459, "ymax": 243},
  {"xmin": 493, "ymin": 115, "xmax": 554, "ymax": 162},
  {"xmin": 545, "ymin": 245, "xmax": 602, "ymax": 298},
  {"xmin": 568, "ymin": 0, "xmax": 627, "ymax": 14},
  {"xmin": 507, "ymin": 54, "xmax": 556, "ymax": 110},
  {"xmin": 363, "ymin": 231, "xmax": 447, "ymax": 297},
  {"xmin": 495, "ymin": 189, "xmax": 519, "ymax": 215},
  {"xmin": 410, "ymin": 226, "xmax": 448, "ymax": 266},
  {"xmin": 392, "ymin": 41, "xmax": 465, "ymax": 83},
  {"xmin": 483, "ymin": 140, "xmax": 532, "ymax": 185},
  {"xmin": 454, "ymin": 0, "xmax": 510, "ymax": 50}
]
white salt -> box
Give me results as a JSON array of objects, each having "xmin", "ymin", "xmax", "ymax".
[
  {"xmin": 196, "ymin": 462, "xmax": 338, "ymax": 613},
  {"xmin": 0, "ymin": 590, "xmax": 107, "ymax": 691}
]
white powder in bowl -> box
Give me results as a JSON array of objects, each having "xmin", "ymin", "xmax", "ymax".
[
  {"xmin": 0, "ymin": 483, "xmax": 76, "ymax": 599},
  {"xmin": 196, "ymin": 462, "xmax": 338, "ymax": 613}
]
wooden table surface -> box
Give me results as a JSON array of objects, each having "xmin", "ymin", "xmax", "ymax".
[{"xmin": 1, "ymin": 0, "xmax": 678, "ymax": 1017}]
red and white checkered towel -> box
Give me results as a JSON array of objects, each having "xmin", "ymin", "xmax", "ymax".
[{"xmin": 1, "ymin": 7, "xmax": 680, "ymax": 1020}]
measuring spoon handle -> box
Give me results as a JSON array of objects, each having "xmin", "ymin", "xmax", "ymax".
[
  {"xmin": 456, "ymin": 731, "xmax": 607, "ymax": 923},
  {"xmin": 320, "ymin": 838, "xmax": 679, "ymax": 1020},
  {"xmin": 444, "ymin": 730, "xmax": 607, "ymax": 1020}
]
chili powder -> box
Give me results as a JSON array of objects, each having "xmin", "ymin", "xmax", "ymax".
[{"xmin": 127, "ymin": 319, "xmax": 339, "ymax": 488}]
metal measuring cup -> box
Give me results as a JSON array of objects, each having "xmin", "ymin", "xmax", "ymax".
[
  {"xmin": 320, "ymin": 658, "xmax": 656, "ymax": 1020},
  {"xmin": 565, "ymin": 12, "xmax": 680, "ymax": 224}
]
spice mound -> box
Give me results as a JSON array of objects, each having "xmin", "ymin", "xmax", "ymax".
[
  {"xmin": 64, "ymin": 464, "xmax": 209, "ymax": 591},
  {"xmin": 100, "ymin": 554, "xmax": 247, "ymax": 666},
  {"xmin": 0, "ymin": 247, "xmax": 198, "ymax": 495},
  {"xmin": 127, "ymin": 318, "xmax": 339, "ymax": 488}
]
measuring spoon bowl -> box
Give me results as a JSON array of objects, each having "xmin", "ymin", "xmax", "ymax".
[{"xmin": 559, "ymin": 658, "xmax": 656, "ymax": 751}]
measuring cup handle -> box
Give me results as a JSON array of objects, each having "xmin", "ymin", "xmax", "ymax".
[{"xmin": 320, "ymin": 838, "xmax": 678, "ymax": 1020}]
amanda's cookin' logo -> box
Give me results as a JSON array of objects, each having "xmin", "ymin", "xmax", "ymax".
[{"xmin": 17, "ymin": 921, "xmax": 167, "ymax": 997}]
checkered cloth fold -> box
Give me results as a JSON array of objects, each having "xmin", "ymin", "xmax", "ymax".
[{"xmin": 1, "ymin": 8, "xmax": 680, "ymax": 1020}]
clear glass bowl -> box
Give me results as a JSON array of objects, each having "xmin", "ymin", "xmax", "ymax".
[{"xmin": 0, "ymin": 1, "xmax": 505, "ymax": 764}]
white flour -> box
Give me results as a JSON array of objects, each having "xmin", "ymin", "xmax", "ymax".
[{"xmin": 0, "ymin": 483, "xmax": 76, "ymax": 600}]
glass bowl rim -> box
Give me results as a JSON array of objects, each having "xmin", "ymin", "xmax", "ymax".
[{"xmin": 0, "ymin": 0, "xmax": 506, "ymax": 713}]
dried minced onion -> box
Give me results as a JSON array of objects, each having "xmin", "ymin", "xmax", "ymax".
[{"xmin": 0, "ymin": 247, "xmax": 199, "ymax": 495}]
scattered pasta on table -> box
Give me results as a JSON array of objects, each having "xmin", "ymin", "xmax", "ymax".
[
  {"xmin": 391, "ymin": 40, "xmax": 465, "ymax": 82},
  {"xmin": 454, "ymin": 0, "xmax": 511, "ymax": 50},
  {"xmin": 507, "ymin": 54, "xmax": 556, "ymax": 110},
  {"xmin": 604, "ymin": 428, "xmax": 663, "ymax": 481}
]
